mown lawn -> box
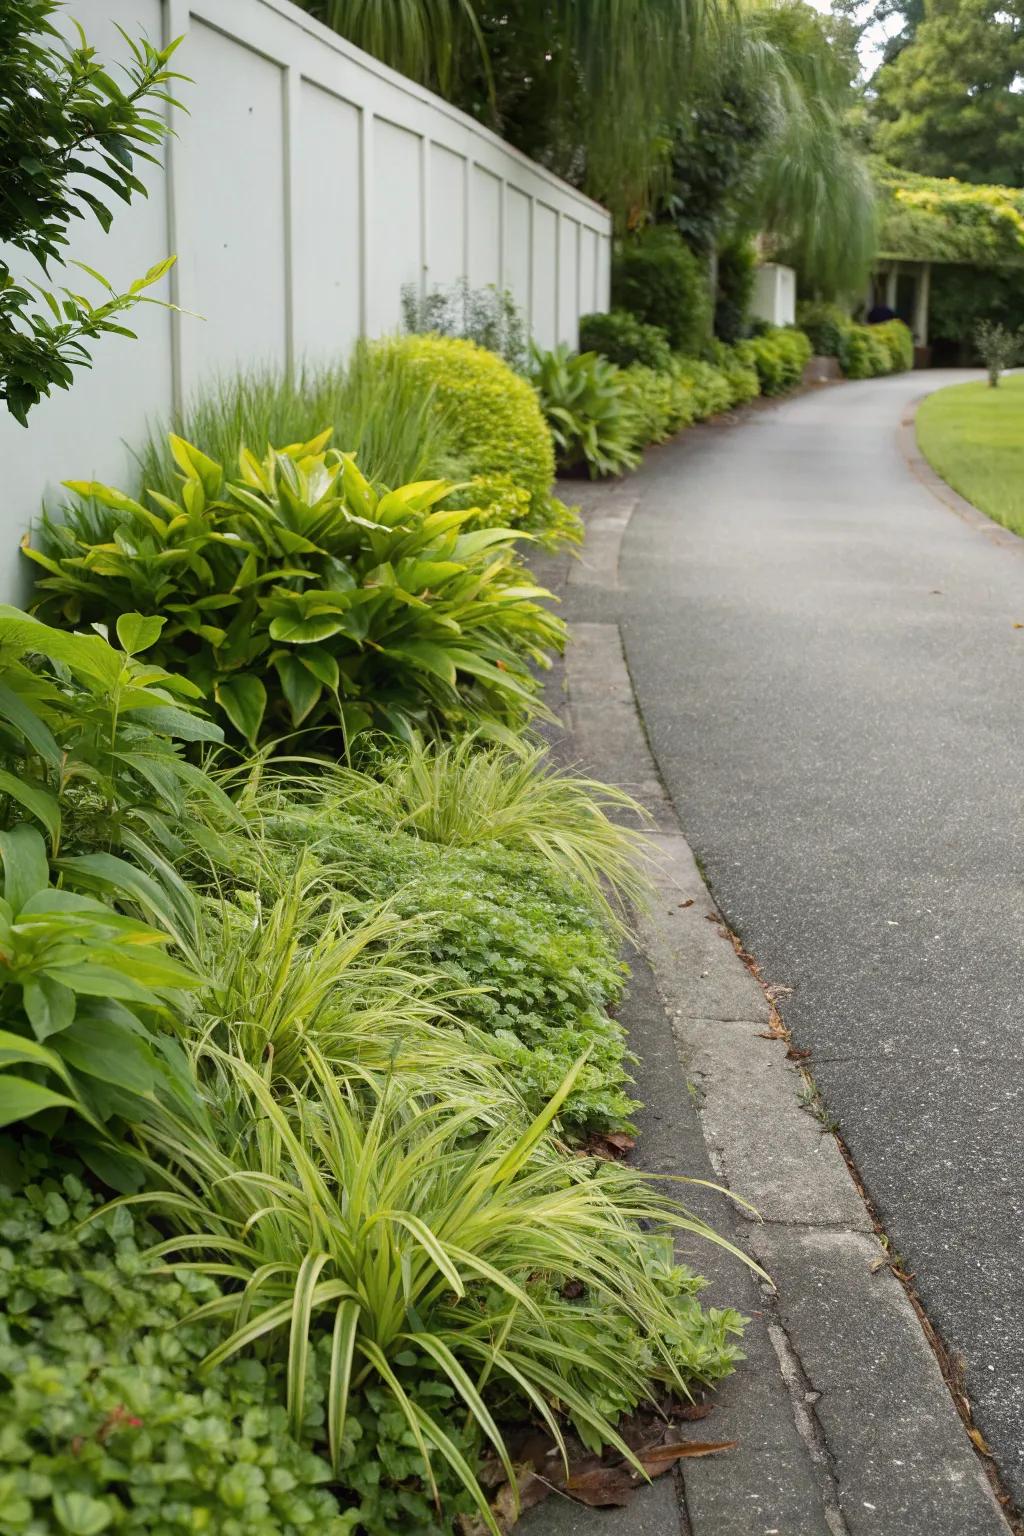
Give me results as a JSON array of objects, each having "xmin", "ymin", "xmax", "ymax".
[{"xmin": 916, "ymin": 374, "xmax": 1024, "ymax": 538}]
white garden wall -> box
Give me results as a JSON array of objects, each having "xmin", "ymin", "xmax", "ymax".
[
  {"xmin": 751, "ymin": 263, "xmax": 796, "ymax": 328},
  {"xmin": 0, "ymin": 0, "xmax": 612, "ymax": 602}
]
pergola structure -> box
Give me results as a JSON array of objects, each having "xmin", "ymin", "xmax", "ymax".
[{"xmin": 868, "ymin": 258, "xmax": 932, "ymax": 346}]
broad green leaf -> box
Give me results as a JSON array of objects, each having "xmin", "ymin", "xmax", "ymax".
[
  {"xmin": 0, "ymin": 1076, "xmax": 76, "ymax": 1129},
  {"xmin": 0, "ymin": 681, "xmax": 60, "ymax": 764},
  {"xmin": 58, "ymin": 1013, "xmax": 159, "ymax": 1094},
  {"xmin": 0, "ymin": 769, "xmax": 60, "ymax": 843},
  {"xmin": 0, "ymin": 1029, "xmax": 70, "ymax": 1078},
  {"xmin": 267, "ymin": 614, "xmax": 345, "ymax": 645},
  {"xmin": 216, "ymin": 674, "xmax": 267, "ymax": 746},
  {"xmin": 296, "ymin": 646, "xmax": 340, "ymax": 689},
  {"xmin": 0, "ymin": 823, "xmax": 50, "ymax": 910},
  {"xmin": 381, "ymin": 642, "xmax": 457, "ymax": 689},
  {"xmin": 23, "ymin": 975, "xmax": 77, "ymax": 1040},
  {"xmin": 168, "ymin": 434, "xmax": 222, "ymax": 497},
  {"xmin": 274, "ymin": 654, "xmax": 322, "ymax": 727},
  {"xmin": 116, "ymin": 611, "xmax": 165, "ymax": 655},
  {"xmin": 133, "ymin": 704, "xmax": 223, "ymax": 742}
]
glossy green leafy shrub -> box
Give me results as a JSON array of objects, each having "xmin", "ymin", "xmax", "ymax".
[
  {"xmin": 0, "ymin": 1162, "xmax": 352, "ymax": 1536},
  {"xmin": 529, "ymin": 344, "xmax": 641, "ymax": 478},
  {"xmin": 374, "ymin": 334, "xmax": 577, "ymax": 544},
  {"xmin": 713, "ymin": 239, "xmax": 757, "ymax": 345},
  {"xmin": 578, "ymin": 309, "xmax": 672, "ymax": 370},
  {"xmin": 28, "ymin": 436, "xmax": 564, "ymax": 747},
  {"xmin": 737, "ymin": 327, "xmax": 812, "ymax": 396},
  {"xmin": 612, "ymin": 228, "xmax": 712, "ymax": 355}
]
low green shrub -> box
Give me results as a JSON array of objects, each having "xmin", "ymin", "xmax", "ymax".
[
  {"xmin": 612, "ymin": 228, "xmax": 713, "ymax": 356},
  {"xmin": 374, "ymin": 334, "xmax": 577, "ymax": 544},
  {"xmin": 708, "ymin": 342, "xmax": 761, "ymax": 406},
  {"xmin": 529, "ymin": 344, "xmax": 641, "ymax": 478},
  {"xmin": 668, "ymin": 358, "xmax": 735, "ymax": 420},
  {"xmin": 795, "ymin": 300, "xmax": 848, "ymax": 357},
  {"xmin": 578, "ymin": 310, "xmax": 672, "ymax": 370},
  {"xmin": 619, "ymin": 364, "xmax": 696, "ymax": 445},
  {"xmin": 400, "ymin": 277, "xmax": 527, "ymax": 370},
  {"xmin": 737, "ymin": 327, "xmax": 812, "ymax": 396},
  {"xmin": 28, "ymin": 436, "xmax": 564, "ymax": 747},
  {"xmin": 838, "ymin": 323, "xmax": 894, "ymax": 379},
  {"xmin": 874, "ymin": 318, "xmax": 915, "ymax": 373}
]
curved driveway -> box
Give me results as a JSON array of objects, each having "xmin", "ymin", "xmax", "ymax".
[{"xmin": 619, "ymin": 371, "xmax": 1024, "ymax": 1506}]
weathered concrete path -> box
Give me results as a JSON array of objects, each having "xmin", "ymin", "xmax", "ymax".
[{"xmin": 618, "ymin": 371, "xmax": 1024, "ymax": 1509}]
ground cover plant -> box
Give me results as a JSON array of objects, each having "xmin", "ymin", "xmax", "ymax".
[
  {"xmin": 27, "ymin": 434, "xmax": 564, "ymax": 748},
  {"xmin": 916, "ymin": 374, "xmax": 1024, "ymax": 537}
]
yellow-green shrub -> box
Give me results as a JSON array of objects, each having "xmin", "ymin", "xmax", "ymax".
[
  {"xmin": 838, "ymin": 323, "xmax": 901, "ymax": 378},
  {"xmin": 737, "ymin": 328, "xmax": 812, "ymax": 395},
  {"xmin": 375, "ymin": 334, "xmax": 579, "ymax": 544},
  {"xmin": 620, "ymin": 363, "xmax": 698, "ymax": 443},
  {"xmin": 669, "ymin": 358, "xmax": 735, "ymax": 420}
]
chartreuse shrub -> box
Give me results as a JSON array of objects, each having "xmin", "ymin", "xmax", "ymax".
[
  {"xmin": 838, "ymin": 323, "xmax": 895, "ymax": 379},
  {"xmin": 708, "ymin": 341, "xmax": 760, "ymax": 407},
  {"xmin": 875, "ymin": 319, "xmax": 914, "ymax": 373},
  {"xmin": 669, "ymin": 357, "xmax": 735, "ymax": 420},
  {"xmin": 373, "ymin": 334, "xmax": 580, "ymax": 546},
  {"xmin": 619, "ymin": 364, "xmax": 699, "ymax": 444},
  {"xmin": 578, "ymin": 309, "xmax": 672, "ymax": 370},
  {"xmin": 529, "ymin": 344, "xmax": 642, "ymax": 478},
  {"xmin": 737, "ymin": 327, "xmax": 812, "ymax": 396},
  {"xmin": 0, "ymin": 1159, "xmax": 354, "ymax": 1535},
  {"xmin": 795, "ymin": 299, "xmax": 848, "ymax": 357},
  {"xmin": 27, "ymin": 435, "xmax": 563, "ymax": 748},
  {"xmin": 612, "ymin": 227, "xmax": 712, "ymax": 356}
]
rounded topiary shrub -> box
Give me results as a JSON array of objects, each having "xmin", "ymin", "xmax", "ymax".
[
  {"xmin": 375, "ymin": 334, "xmax": 574, "ymax": 542},
  {"xmin": 612, "ymin": 228, "xmax": 712, "ymax": 356},
  {"xmin": 578, "ymin": 309, "xmax": 672, "ymax": 370}
]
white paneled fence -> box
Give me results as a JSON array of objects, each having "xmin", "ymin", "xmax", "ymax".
[{"xmin": 0, "ymin": 0, "xmax": 612, "ymax": 601}]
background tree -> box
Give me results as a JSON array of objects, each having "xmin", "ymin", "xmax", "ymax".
[
  {"xmin": 870, "ymin": 0, "xmax": 1024, "ymax": 184},
  {"xmin": 0, "ymin": 1, "xmax": 184, "ymax": 425}
]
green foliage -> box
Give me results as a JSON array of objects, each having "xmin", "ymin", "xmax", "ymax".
[
  {"xmin": 837, "ymin": 323, "xmax": 892, "ymax": 378},
  {"xmin": 0, "ymin": 1162, "xmax": 352, "ymax": 1535},
  {"xmin": 974, "ymin": 319, "xmax": 1021, "ymax": 385},
  {"xmin": 529, "ymin": 345, "xmax": 641, "ymax": 479},
  {"xmin": 714, "ymin": 240, "xmax": 758, "ymax": 344},
  {"xmin": 877, "ymin": 166, "xmax": 1024, "ymax": 268},
  {"xmin": 669, "ymin": 358, "xmax": 737, "ymax": 420},
  {"xmin": 0, "ymin": 4, "xmax": 185, "ymax": 424},
  {"xmin": 375, "ymin": 334, "xmax": 576, "ymax": 545},
  {"xmin": 131, "ymin": 342, "xmax": 466, "ymax": 506},
  {"xmin": 333, "ymin": 734, "xmax": 652, "ymax": 920},
  {"xmin": 835, "ymin": 319, "xmax": 912, "ymax": 378},
  {"xmin": 612, "ymin": 229, "xmax": 713, "ymax": 355},
  {"xmin": 133, "ymin": 1052, "xmax": 745, "ymax": 1534},
  {"xmin": 243, "ymin": 782, "xmax": 636, "ymax": 1132},
  {"xmin": 707, "ymin": 342, "xmax": 761, "ymax": 406},
  {"xmin": 736, "ymin": 327, "xmax": 812, "ymax": 395},
  {"xmin": 872, "ymin": 0, "xmax": 1024, "ymax": 187},
  {"xmin": 929, "ymin": 263, "xmax": 1024, "ymax": 351},
  {"xmin": 401, "ymin": 278, "xmax": 528, "ymax": 370},
  {"xmin": 577, "ymin": 310, "xmax": 672, "ymax": 370},
  {"xmin": 28, "ymin": 436, "xmax": 564, "ymax": 748},
  {"xmin": 619, "ymin": 364, "xmax": 698, "ymax": 445},
  {"xmin": 795, "ymin": 299, "xmax": 849, "ymax": 356}
]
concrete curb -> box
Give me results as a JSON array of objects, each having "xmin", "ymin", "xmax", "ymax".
[{"xmin": 524, "ymin": 474, "xmax": 1012, "ymax": 1536}]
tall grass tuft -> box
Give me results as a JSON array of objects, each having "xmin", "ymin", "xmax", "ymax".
[
  {"xmin": 334, "ymin": 735, "xmax": 654, "ymax": 920},
  {"xmin": 130, "ymin": 340, "xmax": 466, "ymax": 500}
]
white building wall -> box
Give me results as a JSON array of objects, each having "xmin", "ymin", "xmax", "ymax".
[
  {"xmin": 0, "ymin": 0, "xmax": 612, "ymax": 602},
  {"xmin": 751, "ymin": 263, "xmax": 797, "ymax": 329}
]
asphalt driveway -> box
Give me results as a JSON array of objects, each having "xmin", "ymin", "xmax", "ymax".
[{"xmin": 619, "ymin": 369, "xmax": 1024, "ymax": 1506}]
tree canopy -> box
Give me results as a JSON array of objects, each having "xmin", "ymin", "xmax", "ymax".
[{"xmin": 870, "ymin": 0, "xmax": 1024, "ymax": 186}]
